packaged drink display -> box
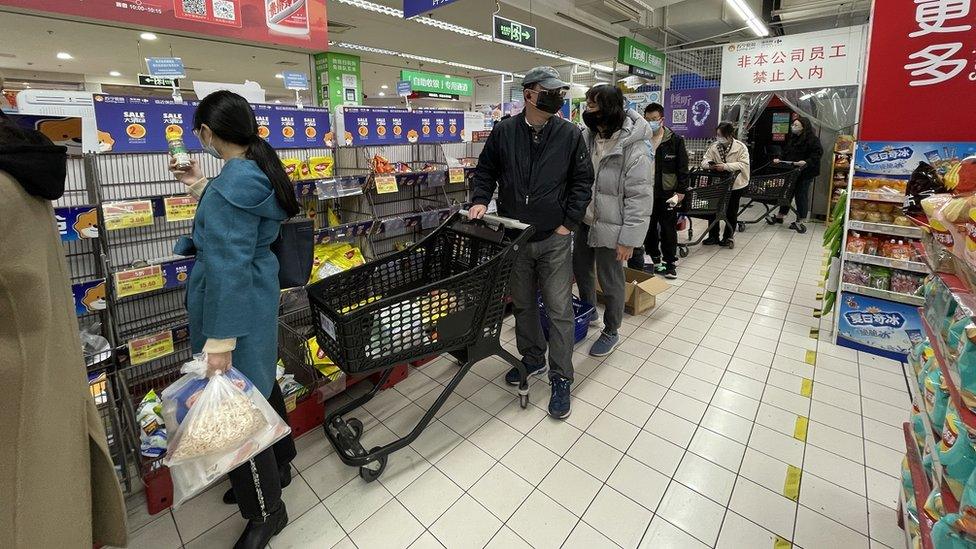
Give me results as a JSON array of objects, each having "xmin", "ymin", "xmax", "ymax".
[{"xmin": 167, "ymin": 128, "xmax": 192, "ymax": 169}]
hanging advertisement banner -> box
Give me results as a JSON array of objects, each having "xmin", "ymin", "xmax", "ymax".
[
  {"xmin": 837, "ymin": 291, "xmax": 924, "ymax": 361},
  {"xmin": 720, "ymin": 26, "xmax": 865, "ymax": 95},
  {"xmin": 617, "ymin": 37, "xmax": 666, "ymax": 76},
  {"xmin": 664, "ymin": 88, "xmax": 720, "ymax": 139},
  {"xmin": 0, "ymin": 0, "xmax": 328, "ymax": 50},
  {"xmin": 859, "ymin": 3, "xmax": 976, "ymax": 142},
  {"xmin": 315, "ymin": 52, "xmax": 361, "ymax": 109},
  {"xmin": 335, "ymin": 106, "xmax": 464, "ymax": 146},
  {"xmin": 400, "ymin": 70, "xmax": 473, "ymax": 97},
  {"xmin": 854, "ymin": 141, "xmax": 976, "ymax": 180}
]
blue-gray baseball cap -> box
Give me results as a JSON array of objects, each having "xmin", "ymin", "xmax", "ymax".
[{"xmin": 522, "ymin": 66, "xmax": 569, "ymax": 90}]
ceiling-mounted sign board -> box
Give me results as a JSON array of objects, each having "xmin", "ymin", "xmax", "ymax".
[
  {"xmin": 401, "ymin": 70, "xmax": 473, "ymax": 97},
  {"xmin": 859, "ymin": 5, "xmax": 972, "ymax": 142},
  {"xmin": 282, "ymin": 71, "xmax": 310, "ymax": 91},
  {"xmin": 719, "ymin": 26, "xmax": 864, "ymax": 95},
  {"xmin": 0, "ymin": 0, "xmax": 329, "ymax": 50},
  {"xmin": 403, "ymin": 0, "xmax": 462, "ymax": 18},
  {"xmin": 628, "ymin": 65, "xmax": 656, "ymax": 79},
  {"xmin": 618, "ymin": 37, "xmax": 665, "ymax": 76},
  {"xmin": 146, "ymin": 57, "xmax": 186, "ymax": 79},
  {"xmin": 138, "ymin": 74, "xmax": 181, "ymax": 89},
  {"xmin": 493, "ymin": 15, "xmax": 537, "ymax": 49}
]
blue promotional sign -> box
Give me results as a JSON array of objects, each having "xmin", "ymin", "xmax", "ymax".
[
  {"xmin": 282, "ymin": 71, "xmax": 310, "ymax": 91},
  {"xmin": 145, "ymin": 57, "xmax": 186, "ymax": 78},
  {"xmin": 836, "ymin": 291, "xmax": 924, "ymax": 361},
  {"xmin": 55, "ymin": 205, "xmax": 100, "ymax": 241},
  {"xmin": 72, "ymin": 279, "xmax": 107, "ymax": 316},
  {"xmin": 161, "ymin": 258, "xmax": 195, "ymax": 289},
  {"xmin": 403, "ymin": 0, "xmax": 462, "ymax": 18},
  {"xmin": 396, "ymin": 80, "xmax": 413, "ymax": 97},
  {"xmin": 339, "ymin": 106, "xmax": 463, "ymax": 146},
  {"xmin": 855, "ymin": 141, "xmax": 976, "ymax": 180},
  {"xmin": 92, "ymin": 95, "xmax": 332, "ymax": 153}
]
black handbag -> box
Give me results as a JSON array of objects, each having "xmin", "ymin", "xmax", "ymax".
[{"xmin": 272, "ymin": 219, "xmax": 314, "ymax": 289}]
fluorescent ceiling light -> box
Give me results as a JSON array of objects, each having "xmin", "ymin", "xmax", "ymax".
[
  {"xmin": 330, "ymin": 40, "xmax": 517, "ymax": 77},
  {"xmin": 333, "ymin": 0, "xmax": 612, "ymax": 73},
  {"xmin": 275, "ymin": 73, "xmax": 284, "ymax": 78},
  {"xmin": 727, "ymin": 0, "xmax": 769, "ymax": 37},
  {"xmin": 56, "ymin": 52, "xmax": 73, "ymax": 60},
  {"xmin": 109, "ymin": 70, "xmax": 121, "ymax": 77},
  {"xmin": 274, "ymin": 99, "xmax": 281, "ymax": 104},
  {"xmin": 380, "ymin": 84, "xmax": 389, "ymax": 89},
  {"xmin": 140, "ymin": 32, "xmax": 158, "ymax": 40},
  {"xmin": 378, "ymin": 92, "xmax": 385, "ymax": 96}
]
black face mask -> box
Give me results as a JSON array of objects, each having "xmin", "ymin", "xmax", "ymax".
[
  {"xmin": 529, "ymin": 89, "xmax": 564, "ymax": 115},
  {"xmin": 582, "ymin": 110, "xmax": 604, "ymax": 133}
]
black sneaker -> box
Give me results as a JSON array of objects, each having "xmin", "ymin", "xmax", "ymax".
[
  {"xmin": 766, "ymin": 216, "xmax": 784, "ymax": 225},
  {"xmin": 664, "ymin": 264, "xmax": 678, "ymax": 279},
  {"xmin": 505, "ymin": 362, "xmax": 548, "ymax": 386},
  {"xmin": 720, "ymin": 239, "xmax": 733, "ymax": 247},
  {"xmin": 702, "ymin": 237, "xmax": 721, "ymax": 246},
  {"xmin": 549, "ymin": 376, "xmax": 572, "ymax": 419}
]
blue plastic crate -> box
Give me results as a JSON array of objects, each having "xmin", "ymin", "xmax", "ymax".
[{"xmin": 538, "ymin": 295, "xmax": 595, "ymax": 345}]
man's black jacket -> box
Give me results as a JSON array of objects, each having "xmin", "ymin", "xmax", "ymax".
[{"xmin": 471, "ymin": 112, "xmax": 593, "ymax": 238}]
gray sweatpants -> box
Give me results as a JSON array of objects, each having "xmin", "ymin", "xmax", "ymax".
[
  {"xmin": 510, "ymin": 232, "xmax": 575, "ymax": 382},
  {"xmin": 573, "ymin": 224, "xmax": 625, "ymax": 336}
]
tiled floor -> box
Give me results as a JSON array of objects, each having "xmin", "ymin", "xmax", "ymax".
[{"xmin": 122, "ymin": 218, "xmax": 910, "ymax": 549}]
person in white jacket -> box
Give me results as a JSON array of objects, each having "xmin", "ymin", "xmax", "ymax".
[{"xmin": 701, "ymin": 122, "xmax": 750, "ymax": 247}]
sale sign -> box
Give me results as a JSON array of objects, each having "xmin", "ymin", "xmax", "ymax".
[
  {"xmin": 860, "ymin": 2, "xmax": 976, "ymax": 142},
  {"xmin": 0, "ymin": 0, "xmax": 328, "ymax": 50},
  {"xmin": 720, "ymin": 26, "xmax": 864, "ymax": 94}
]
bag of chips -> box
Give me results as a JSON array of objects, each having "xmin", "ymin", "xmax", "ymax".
[
  {"xmin": 162, "ymin": 355, "xmax": 291, "ymax": 507},
  {"xmin": 925, "ymin": 359, "xmax": 952, "ymax": 432},
  {"xmin": 906, "ymin": 161, "xmax": 947, "ymax": 215},
  {"xmin": 933, "ymin": 516, "xmax": 974, "ymax": 549},
  {"xmin": 938, "ymin": 402, "xmax": 976, "ymax": 501},
  {"xmin": 955, "ymin": 326, "xmax": 976, "ymax": 409}
]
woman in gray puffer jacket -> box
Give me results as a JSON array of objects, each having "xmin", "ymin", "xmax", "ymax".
[{"xmin": 573, "ymin": 84, "xmax": 654, "ymax": 357}]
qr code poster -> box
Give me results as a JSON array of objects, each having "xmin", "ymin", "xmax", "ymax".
[
  {"xmin": 671, "ymin": 109, "xmax": 688, "ymax": 125},
  {"xmin": 175, "ymin": 0, "xmax": 241, "ymax": 27}
]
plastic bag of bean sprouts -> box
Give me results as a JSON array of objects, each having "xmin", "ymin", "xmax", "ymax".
[{"xmin": 162, "ymin": 355, "xmax": 290, "ymax": 507}]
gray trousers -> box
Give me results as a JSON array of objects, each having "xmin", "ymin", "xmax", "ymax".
[
  {"xmin": 573, "ymin": 224, "xmax": 625, "ymax": 336},
  {"xmin": 510, "ymin": 232, "xmax": 575, "ymax": 382}
]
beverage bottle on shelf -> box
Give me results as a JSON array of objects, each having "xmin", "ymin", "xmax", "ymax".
[{"xmin": 167, "ymin": 128, "xmax": 192, "ymax": 170}]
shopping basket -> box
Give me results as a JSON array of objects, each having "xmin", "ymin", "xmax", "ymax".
[
  {"xmin": 306, "ymin": 210, "xmax": 534, "ymax": 481},
  {"xmin": 539, "ymin": 295, "xmax": 594, "ymax": 345},
  {"xmin": 677, "ymin": 168, "xmax": 737, "ymax": 255},
  {"xmin": 737, "ymin": 163, "xmax": 805, "ymax": 233}
]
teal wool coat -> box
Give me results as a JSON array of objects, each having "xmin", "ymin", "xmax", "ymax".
[{"xmin": 185, "ymin": 158, "xmax": 287, "ymax": 397}]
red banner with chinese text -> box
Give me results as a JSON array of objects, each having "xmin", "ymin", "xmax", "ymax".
[
  {"xmin": 0, "ymin": 0, "xmax": 328, "ymax": 51},
  {"xmin": 860, "ymin": 1, "xmax": 976, "ymax": 142}
]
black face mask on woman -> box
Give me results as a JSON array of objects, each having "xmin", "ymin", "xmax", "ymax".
[
  {"xmin": 529, "ymin": 89, "xmax": 565, "ymax": 115},
  {"xmin": 582, "ymin": 110, "xmax": 604, "ymax": 133}
]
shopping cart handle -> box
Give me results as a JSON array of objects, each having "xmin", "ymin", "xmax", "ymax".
[{"xmin": 459, "ymin": 209, "xmax": 532, "ymax": 231}]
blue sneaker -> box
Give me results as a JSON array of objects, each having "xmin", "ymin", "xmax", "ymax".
[
  {"xmin": 549, "ymin": 376, "xmax": 572, "ymax": 419},
  {"xmin": 588, "ymin": 331, "xmax": 620, "ymax": 357},
  {"xmin": 505, "ymin": 362, "xmax": 549, "ymax": 386}
]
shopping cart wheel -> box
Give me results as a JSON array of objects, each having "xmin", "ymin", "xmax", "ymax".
[
  {"xmin": 727, "ymin": 240, "xmax": 735, "ymax": 250},
  {"xmin": 519, "ymin": 389, "xmax": 529, "ymax": 409},
  {"xmin": 346, "ymin": 418, "xmax": 364, "ymax": 440},
  {"xmin": 737, "ymin": 221, "xmax": 745, "ymax": 233},
  {"xmin": 795, "ymin": 222, "xmax": 807, "ymax": 234},
  {"xmin": 678, "ymin": 245, "xmax": 689, "ymax": 258},
  {"xmin": 359, "ymin": 451, "xmax": 387, "ymax": 483}
]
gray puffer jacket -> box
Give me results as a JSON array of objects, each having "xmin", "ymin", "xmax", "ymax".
[{"xmin": 582, "ymin": 109, "xmax": 654, "ymax": 249}]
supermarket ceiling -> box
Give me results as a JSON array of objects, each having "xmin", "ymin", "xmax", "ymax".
[{"xmin": 0, "ymin": 0, "xmax": 869, "ymax": 95}]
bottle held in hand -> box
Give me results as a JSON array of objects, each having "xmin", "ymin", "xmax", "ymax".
[{"xmin": 167, "ymin": 127, "xmax": 192, "ymax": 170}]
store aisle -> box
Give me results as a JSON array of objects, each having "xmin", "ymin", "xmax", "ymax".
[{"xmin": 122, "ymin": 220, "xmax": 909, "ymax": 549}]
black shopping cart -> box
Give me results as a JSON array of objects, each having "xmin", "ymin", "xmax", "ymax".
[
  {"xmin": 306, "ymin": 211, "xmax": 534, "ymax": 482},
  {"xmin": 737, "ymin": 162, "xmax": 805, "ymax": 234},
  {"xmin": 677, "ymin": 168, "xmax": 737, "ymax": 256}
]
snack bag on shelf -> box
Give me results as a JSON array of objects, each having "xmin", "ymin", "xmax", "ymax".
[
  {"xmin": 282, "ymin": 158, "xmax": 303, "ymax": 182},
  {"xmin": 911, "ymin": 341, "xmax": 935, "ymax": 377},
  {"xmin": 925, "ymin": 194, "xmax": 958, "ymax": 249},
  {"xmin": 307, "ymin": 156, "xmax": 334, "ymax": 179},
  {"xmin": 948, "ymin": 467, "xmax": 976, "ymax": 538},
  {"xmin": 948, "ymin": 318, "xmax": 972, "ymax": 357},
  {"xmin": 938, "ymin": 402, "xmax": 976, "ymax": 500},
  {"xmin": 868, "ymin": 266, "xmax": 892, "ymax": 290},
  {"xmin": 912, "ymin": 406, "xmax": 929, "ymax": 451},
  {"xmin": 846, "ymin": 233, "xmax": 865, "ymax": 254},
  {"xmin": 892, "ymin": 270, "xmax": 926, "ymax": 296},
  {"xmin": 162, "ymin": 356, "xmax": 291, "ymax": 507},
  {"xmin": 372, "ymin": 154, "xmax": 394, "ymax": 174},
  {"xmin": 906, "ymin": 161, "xmax": 947, "ymax": 215},
  {"xmin": 926, "ymin": 488, "xmax": 947, "ymax": 524},
  {"xmin": 955, "ymin": 326, "xmax": 976, "ymax": 408},
  {"xmin": 945, "ymin": 155, "xmax": 976, "ymax": 195},
  {"xmin": 842, "ymin": 262, "xmax": 870, "ymax": 286},
  {"xmin": 934, "ymin": 516, "xmax": 976, "ymax": 548},
  {"xmin": 925, "ymin": 362, "xmax": 951, "ymax": 433}
]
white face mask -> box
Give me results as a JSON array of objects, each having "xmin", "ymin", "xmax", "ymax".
[
  {"xmin": 716, "ymin": 137, "xmax": 729, "ymax": 145},
  {"xmin": 791, "ymin": 124, "xmax": 803, "ymax": 135},
  {"xmin": 648, "ymin": 120, "xmax": 662, "ymax": 132},
  {"xmin": 197, "ymin": 127, "xmax": 221, "ymax": 159}
]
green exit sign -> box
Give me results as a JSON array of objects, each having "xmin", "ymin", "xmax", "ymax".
[
  {"xmin": 617, "ymin": 37, "xmax": 666, "ymax": 76},
  {"xmin": 493, "ymin": 15, "xmax": 537, "ymax": 49}
]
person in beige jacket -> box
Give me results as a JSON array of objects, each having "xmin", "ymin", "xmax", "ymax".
[
  {"xmin": 701, "ymin": 121, "xmax": 751, "ymax": 247},
  {"xmin": 0, "ymin": 116, "xmax": 127, "ymax": 548}
]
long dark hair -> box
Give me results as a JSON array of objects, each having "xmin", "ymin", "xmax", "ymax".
[
  {"xmin": 585, "ymin": 84, "xmax": 626, "ymax": 138},
  {"xmin": 792, "ymin": 115, "xmax": 816, "ymax": 142},
  {"xmin": 193, "ymin": 90, "xmax": 301, "ymax": 217},
  {"xmin": 716, "ymin": 122, "xmax": 736, "ymax": 139}
]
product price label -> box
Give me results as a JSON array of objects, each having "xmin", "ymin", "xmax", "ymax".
[
  {"xmin": 163, "ymin": 195, "xmax": 198, "ymax": 222},
  {"xmin": 448, "ymin": 168, "xmax": 465, "ymax": 184},
  {"xmin": 128, "ymin": 330, "xmax": 175, "ymax": 366},
  {"xmin": 103, "ymin": 200, "xmax": 154, "ymax": 231},
  {"xmin": 114, "ymin": 265, "xmax": 165, "ymax": 298},
  {"xmin": 375, "ymin": 174, "xmax": 399, "ymax": 194}
]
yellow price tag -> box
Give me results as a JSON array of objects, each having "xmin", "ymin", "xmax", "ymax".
[
  {"xmin": 128, "ymin": 330, "xmax": 175, "ymax": 366},
  {"xmin": 449, "ymin": 167, "xmax": 465, "ymax": 184},
  {"xmin": 103, "ymin": 200, "xmax": 154, "ymax": 230},
  {"xmin": 114, "ymin": 265, "xmax": 164, "ymax": 298},
  {"xmin": 164, "ymin": 195, "xmax": 198, "ymax": 222},
  {"xmin": 375, "ymin": 174, "xmax": 399, "ymax": 194}
]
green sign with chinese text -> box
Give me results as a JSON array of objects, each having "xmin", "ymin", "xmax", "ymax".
[
  {"xmin": 617, "ymin": 37, "xmax": 665, "ymax": 76},
  {"xmin": 400, "ymin": 70, "xmax": 473, "ymax": 97}
]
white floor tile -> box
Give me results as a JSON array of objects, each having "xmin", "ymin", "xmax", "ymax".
[
  {"xmin": 711, "ymin": 387, "xmax": 761, "ymax": 420},
  {"xmin": 397, "ymin": 467, "xmax": 463, "ymax": 527},
  {"xmin": 582, "ymin": 485, "xmax": 654, "ymax": 548},
  {"xmin": 728, "ymin": 474, "xmax": 797, "ymax": 541},
  {"xmin": 587, "ymin": 410, "xmax": 641, "ymax": 451},
  {"xmin": 468, "ymin": 417, "xmax": 524, "ymax": 460},
  {"xmin": 349, "ymin": 499, "xmax": 424, "ymax": 549},
  {"xmin": 644, "ymin": 408, "xmax": 697, "ymax": 448},
  {"xmin": 565, "ymin": 433, "xmax": 624, "ymax": 481},
  {"xmin": 125, "ymin": 514, "xmax": 183, "ymax": 549},
  {"xmin": 794, "ymin": 505, "xmax": 870, "ymax": 549},
  {"xmin": 689, "ymin": 428, "xmax": 746, "ymax": 472},
  {"xmin": 538, "ymin": 459, "xmax": 603, "ymax": 516},
  {"xmin": 501, "ymin": 436, "xmax": 560, "ymax": 485},
  {"xmin": 716, "ymin": 511, "xmax": 781, "ymax": 549},
  {"xmin": 658, "ymin": 390, "xmax": 708, "ymax": 423},
  {"xmin": 627, "ymin": 429, "xmax": 685, "ymax": 477},
  {"xmin": 807, "ymin": 420, "xmax": 865, "ymax": 463},
  {"xmin": 408, "ymin": 531, "xmax": 446, "ymax": 549},
  {"xmin": 485, "ymin": 527, "xmax": 532, "ymax": 549},
  {"xmin": 430, "ymin": 494, "xmax": 502, "ymax": 549},
  {"xmin": 469, "ymin": 463, "xmax": 534, "ymax": 522},
  {"xmin": 269, "ymin": 504, "xmax": 345, "ymax": 549},
  {"xmin": 803, "ymin": 444, "xmax": 867, "ymax": 496},
  {"xmin": 528, "ymin": 415, "xmax": 584, "ymax": 455},
  {"xmin": 606, "ymin": 391, "xmax": 656, "ymax": 427},
  {"xmin": 799, "ymin": 473, "xmax": 869, "ymax": 534},
  {"xmin": 657, "ymin": 482, "xmax": 727, "ymax": 546},
  {"xmin": 675, "ymin": 451, "xmax": 737, "ymax": 505},
  {"xmin": 563, "ymin": 521, "xmax": 618, "ymax": 549},
  {"xmin": 507, "ymin": 490, "xmax": 577, "ymax": 549}
]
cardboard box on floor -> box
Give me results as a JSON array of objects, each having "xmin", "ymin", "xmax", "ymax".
[{"xmin": 595, "ymin": 267, "xmax": 670, "ymax": 315}]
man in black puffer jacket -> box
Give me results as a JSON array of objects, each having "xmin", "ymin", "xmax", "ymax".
[{"xmin": 469, "ymin": 66, "xmax": 593, "ymax": 419}]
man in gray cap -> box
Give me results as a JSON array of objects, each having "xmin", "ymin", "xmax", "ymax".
[{"xmin": 469, "ymin": 66, "xmax": 593, "ymax": 419}]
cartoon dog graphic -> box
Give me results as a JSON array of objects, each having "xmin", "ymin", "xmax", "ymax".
[
  {"xmin": 73, "ymin": 208, "xmax": 99, "ymax": 239},
  {"xmin": 81, "ymin": 281, "xmax": 107, "ymax": 312},
  {"xmin": 98, "ymin": 131, "xmax": 115, "ymax": 153},
  {"xmin": 36, "ymin": 118, "xmax": 83, "ymax": 154}
]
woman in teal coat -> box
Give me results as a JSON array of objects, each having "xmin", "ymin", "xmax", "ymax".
[{"xmin": 170, "ymin": 90, "xmax": 301, "ymax": 549}]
